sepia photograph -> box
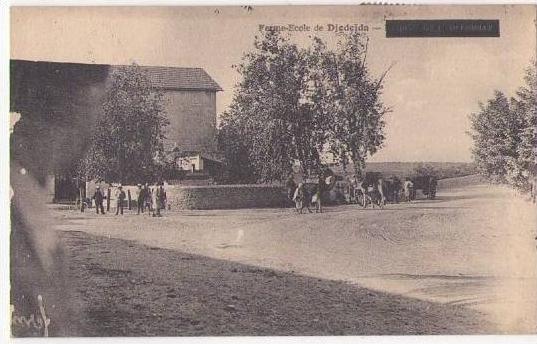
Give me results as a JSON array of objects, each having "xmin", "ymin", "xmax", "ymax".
[{"xmin": 6, "ymin": 3, "xmax": 537, "ymax": 339}]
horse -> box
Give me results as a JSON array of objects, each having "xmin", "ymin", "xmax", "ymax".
[{"xmin": 356, "ymin": 174, "xmax": 386, "ymax": 209}]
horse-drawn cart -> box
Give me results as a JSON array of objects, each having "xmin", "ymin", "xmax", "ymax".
[{"xmin": 410, "ymin": 175, "xmax": 437, "ymax": 200}]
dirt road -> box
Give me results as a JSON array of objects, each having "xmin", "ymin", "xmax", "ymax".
[{"xmin": 54, "ymin": 175, "xmax": 537, "ymax": 334}]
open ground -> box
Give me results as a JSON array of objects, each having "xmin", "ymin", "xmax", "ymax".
[{"xmin": 52, "ymin": 175, "xmax": 537, "ymax": 335}]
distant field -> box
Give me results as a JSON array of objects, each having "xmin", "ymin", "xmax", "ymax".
[
  {"xmin": 330, "ymin": 162, "xmax": 477, "ymax": 180},
  {"xmin": 437, "ymin": 174, "xmax": 486, "ymax": 189}
]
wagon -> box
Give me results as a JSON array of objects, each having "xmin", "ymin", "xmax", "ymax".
[{"xmin": 410, "ymin": 175, "xmax": 437, "ymax": 200}]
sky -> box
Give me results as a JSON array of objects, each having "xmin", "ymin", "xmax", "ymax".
[{"xmin": 10, "ymin": 5, "xmax": 537, "ymax": 162}]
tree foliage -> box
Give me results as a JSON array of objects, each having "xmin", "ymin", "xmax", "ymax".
[
  {"xmin": 219, "ymin": 31, "xmax": 318, "ymax": 182},
  {"xmin": 217, "ymin": 114, "xmax": 258, "ymax": 184},
  {"xmin": 511, "ymin": 65, "xmax": 537, "ymax": 188},
  {"xmin": 78, "ymin": 64, "xmax": 169, "ymax": 184},
  {"xmin": 218, "ymin": 30, "xmax": 389, "ymax": 183},
  {"xmin": 308, "ymin": 34, "xmax": 388, "ymax": 178},
  {"xmin": 469, "ymin": 64, "xmax": 537, "ymax": 190}
]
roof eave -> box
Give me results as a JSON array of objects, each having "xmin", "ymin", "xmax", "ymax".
[{"xmin": 156, "ymin": 87, "xmax": 223, "ymax": 92}]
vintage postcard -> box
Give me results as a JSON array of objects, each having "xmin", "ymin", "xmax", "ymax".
[{"xmin": 7, "ymin": 4, "xmax": 537, "ymax": 338}]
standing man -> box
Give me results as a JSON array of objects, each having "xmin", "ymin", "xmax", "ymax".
[
  {"xmin": 136, "ymin": 184, "xmax": 146, "ymax": 214},
  {"xmin": 144, "ymin": 183, "xmax": 153, "ymax": 216},
  {"xmin": 161, "ymin": 183, "xmax": 167, "ymax": 212},
  {"xmin": 151, "ymin": 182, "xmax": 159, "ymax": 217},
  {"xmin": 93, "ymin": 185, "xmax": 105, "ymax": 215},
  {"xmin": 348, "ymin": 176, "xmax": 358, "ymax": 204},
  {"xmin": 154, "ymin": 182, "xmax": 167, "ymax": 217},
  {"xmin": 115, "ymin": 184, "xmax": 126, "ymax": 215},
  {"xmin": 403, "ymin": 178, "xmax": 414, "ymax": 202},
  {"xmin": 377, "ymin": 178, "xmax": 387, "ymax": 206},
  {"xmin": 312, "ymin": 176, "xmax": 324, "ymax": 213}
]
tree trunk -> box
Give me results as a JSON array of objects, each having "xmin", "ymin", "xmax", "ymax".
[
  {"xmin": 106, "ymin": 188, "xmax": 111, "ymax": 211},
  {"xmin": 353, "ymin": 155, "xmax": 364, "ymax": 180}
]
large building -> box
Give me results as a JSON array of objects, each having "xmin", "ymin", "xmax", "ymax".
[
  {"xmin": 10, "ymin": 59, "xmax": 222, "ymax": 201},
  {"xmin": 132, "ymin": 65, "xmax": 222, "ymax": 153}
]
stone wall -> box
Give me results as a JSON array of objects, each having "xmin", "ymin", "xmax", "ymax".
[{"xmin": 166, "ymin": 184, "xmax": 288, "ymax": 210}]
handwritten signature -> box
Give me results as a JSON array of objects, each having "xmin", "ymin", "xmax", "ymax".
[{"xmin": 11, "ymin": 294, "xmax": 51, "ymax": 337}]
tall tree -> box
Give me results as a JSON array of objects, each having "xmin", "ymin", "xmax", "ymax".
[
  {"xmin": 308, "ymin": 33, "xmax": 389, "ymax": 179},
  {"xmin": 469, "ymin": 63, "xmax": 537, "ymax": 191},
  {"xmin": 217, "ymin": 111, "xmax": 258, "ymax": 184},
  {"xmin": 219, "ymin": 31, "xmax": 389, "ymax": 183},
  {"xmin": 469, "ymin": 91, "xmax": 523, "ymax": 184},
  {"xmin": 511, "ymin": 65, "xmax": 537, "ymax": 188},
  {"xmin": 78, "ymin": 64, "xmax": 169, "ymax": 184},
  {"xmin": 220, "ymin": 30, "xmax": 320, "ymax": 182}
]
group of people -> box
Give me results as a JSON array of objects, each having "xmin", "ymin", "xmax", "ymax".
[{"xmin": 92, "ymin": 182, "xmax": 167, "ymax": 217}]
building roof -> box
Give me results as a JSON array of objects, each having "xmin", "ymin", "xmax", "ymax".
[
  {"xmin": 116, "ymin": 65, "xmax": 223, "ymax": 92},
  {"xmin": 11, "ymin": 59, "xmax": 223, "ymax": 92}
]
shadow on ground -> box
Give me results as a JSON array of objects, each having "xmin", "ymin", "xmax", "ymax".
[{"xmin": 55, "ymin": 230, "xmax": 494, "ymax": 336}]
